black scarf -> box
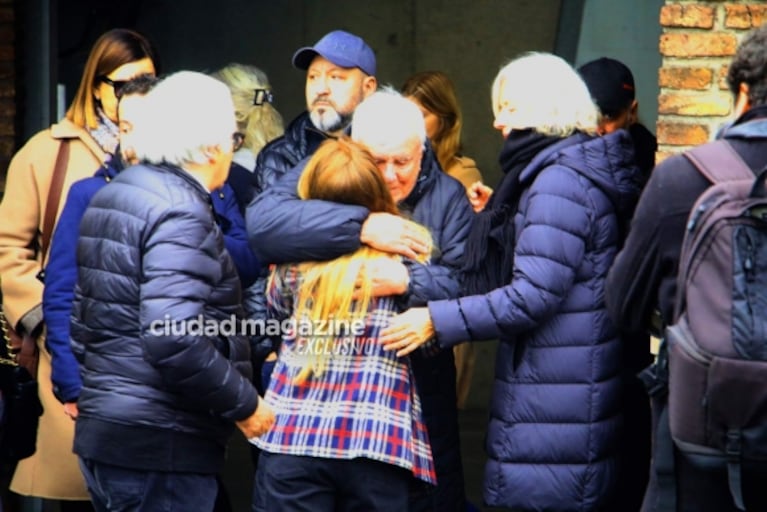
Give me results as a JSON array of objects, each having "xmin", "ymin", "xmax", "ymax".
[{"xmin": 462, "ymin": 130, "xmax": 562, "ymax": 295}]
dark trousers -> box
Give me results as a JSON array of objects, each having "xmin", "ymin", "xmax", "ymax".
[
  {"xmin": 78, "ymin": 457, "xmax": 217, "ymax": 512},
  {"xmin": 255, "ymin": 452, "xmax": 409, "ymax": 512}
]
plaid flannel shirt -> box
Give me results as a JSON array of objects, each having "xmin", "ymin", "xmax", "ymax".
[{"xmin": 253, "ymin": 264, "xmax": 436, "ymax": 484}]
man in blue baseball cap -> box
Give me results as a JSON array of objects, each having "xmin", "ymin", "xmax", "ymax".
[
  {"xmin": 244, "ymin": 28, "xmax": 378, "ymax": 503},
  {"xmin": 252, "ymin": 29, "xmax": 377, "ymax": 200}
]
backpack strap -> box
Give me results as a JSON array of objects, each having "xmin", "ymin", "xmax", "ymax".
[
  {"xmin": 684, "ymin": 139, "xmax": 754, "ymax": 184},
  {"xmin": 726, "ymin": 430, "xmax": 747, "ymax": 511},
  {"xmin": 652, "ymin": 401, "xmax": 678, "ymax": 512}
]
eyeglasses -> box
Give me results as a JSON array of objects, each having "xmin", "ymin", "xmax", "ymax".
[
  {"xmin": 232, "ymin": 132, "xmax": 245, "ymax": 151},
  {"xmin": 253, "ymin": 89, "xmax": 274, "ymax": 106},
  {"xmin": 99, "ymin": 76, "xmax": 130, "ymax": 97}
]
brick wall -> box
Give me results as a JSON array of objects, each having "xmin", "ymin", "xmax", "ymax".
[
  {"xmin": 0, "ymin": 0, "xmax": 12, "ymax": 194},
  {"xmin": 657, "ymin": 1, "xmax": 766, "ymax": 160}
]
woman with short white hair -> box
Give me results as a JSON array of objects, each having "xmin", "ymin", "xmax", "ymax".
[{"xmin": 381, "ymin": 52, "xmax": 645, "ymax": 511}]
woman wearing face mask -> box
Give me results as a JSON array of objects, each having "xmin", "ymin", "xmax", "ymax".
[{"xmin": 0, "ymin": 28, "xmax": 157, "ymax": 511}]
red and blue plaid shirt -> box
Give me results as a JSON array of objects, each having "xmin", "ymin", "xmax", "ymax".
[{"xmin": 253, "ymin": 264, "xmax": 436, "ymax": 484}]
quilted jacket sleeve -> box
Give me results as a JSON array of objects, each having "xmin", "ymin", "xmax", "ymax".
[
  {"xmin": 401, "ymin": 183, "xmax": 473, "ymax": 307},
  {"xmin": 429, "ymin": 165, "xmax": 591, "ymax": 347},
  {"xmin": 42, "ymin": 184, "xmax": 92, "ymax": 403},
  {"xmin": 246, "ymin": 162, "xmax": 369, "ymax": 264}
]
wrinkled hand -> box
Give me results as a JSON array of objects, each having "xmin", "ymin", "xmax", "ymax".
[
  {"xmin": 468, "ymin": 181, "xmax": 493, "ymax": 213},
  {"xmin": 361, "ymin": 213, "xmax": 430, "ymax": 260},
  {"xmin": 355, "ymin": 257, "xmax": 409, "ymax": 298},
  {"xmin": 380, "ymin": 307, "xmax": 435, "ymax": 357},
  {"xmin": 63, "ymin": 402, "xmax": 79, "ymax": 420},
  {"xmin": 236, "ymin": 397, "xmax": 275, "ymax": 439}
]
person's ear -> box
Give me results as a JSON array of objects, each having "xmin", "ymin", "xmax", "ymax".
[
  {"xmin": 362, "ymin": 75, "xmax": 377, "ymax": 98},
  {"xmin": 734, "ymin": 82, "xmax": 751, "ymax": 118},
  {"xmin": 202, "ymin": 144, "xmax": 223, "ymax": 165},
  {"xmin": 629, "ymin": 100, "xmax": 639, "ymax": 124}
]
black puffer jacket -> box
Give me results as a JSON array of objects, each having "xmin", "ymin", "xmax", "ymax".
[
  {"xmin": 253, "ymin": 111, "xmax": 329, "ymax": 196},
  {"xmin": 70, "ymin": 163, "xmax": 258, "ymax": 474}
]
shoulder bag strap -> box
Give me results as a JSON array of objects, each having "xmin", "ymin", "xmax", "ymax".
[{"xmin": 40, "ymin": 140, "xmax": 70, "ymax": 268}]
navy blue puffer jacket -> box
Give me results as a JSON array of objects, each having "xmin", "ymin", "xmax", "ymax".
[
  {"xmin": 70, "ymin": 163, "xmax": 258, "ymax": 474},
  {"xmin": 252, "ymin": 111, "xmax": 329, "ymax": 196},
  {"xmin": 429, "ymin": 131, "xmax": 642, "ymax": 511}
]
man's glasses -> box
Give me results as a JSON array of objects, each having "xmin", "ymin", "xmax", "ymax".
[
  {"xmin": 232, "ymin": 132, "xmax": 245, "ymax": 151},
  {"xmin": 99, "ymin": 76, "xmax": 130, "ymax": 97}
]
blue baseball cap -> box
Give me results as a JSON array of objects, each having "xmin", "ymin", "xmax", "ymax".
[{"xmin": 292, "ymin": 30, "xmax": 376, "ymax": 76}]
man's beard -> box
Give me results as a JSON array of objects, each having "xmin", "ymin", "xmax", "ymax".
[{"xmin": 310, "ymin": 107, "xmax": 353, "ymax": 134}]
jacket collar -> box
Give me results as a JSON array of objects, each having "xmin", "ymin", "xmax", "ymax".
[
  {"xmin": 50, "ymin": 118, "xmax": 109, "ymax": 163},
  {"xmin": 150, "ymin": 163, "xmax": 212, "ymax": 200},
  {"xmin": 400, "ymin": 141, "xmax": 438, "ymax": 211}
]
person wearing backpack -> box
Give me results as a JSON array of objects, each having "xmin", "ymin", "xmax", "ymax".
[{"xmin": 606, "ymin": 24, "xmax": 767, "ymax": 512}]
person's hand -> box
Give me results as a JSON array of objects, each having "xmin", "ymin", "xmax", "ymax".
[
  {"xmin": 468, "ymin": 182, "xmax": 493, "ymax": 213},
  {"xmin": 360, "ymin": 213, "xmax": 430, "ymax": 260},
  {"xmin": 63, "ymin": 402, "xmax": 79, "ymax": 420},
  {"xmin": 236, "ymin": 397, "xmax": 275, "ymax": 439},
  {"xmin": 380, "ymin": 307, "xmax": 435, "ymax": 357},
  {"xmin": 355, "ymin": 257, "xmax": 409, "ymax": 298}
]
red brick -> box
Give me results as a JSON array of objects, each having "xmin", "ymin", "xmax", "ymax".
[
  {"xmin": 660, "ymin": 4, "xmax": 715, "ymax": 28},
  {"xmin": 0, "ymin": 98, "xmax": 14, "ymax": 117},
  {"xmin": 0, "ymin": 60, "xmax": 12, "ymax": 80},
  {"xmin": 658, "ymin": 67, "xmax": 713, "ymax": 90},
  {"xmin": 0, "ymin": 134, "xmax": 12, "ymax": 153},
  {"xmin": 0, "ymin": 80, "xmax": 13, "ymax": 98},
  {"xmin": 660, "ymin": 33, "xmax": 738, "ymax": 58},
  {"xmin": 725, "ymin": 4, "xmax": 767, "ymax": 29},
  {"xmin": 657, "ymin": 122, "xmax": 710, "ymax": 146},
  {"xmin": 0, "ymin": 25, "xmax": 13, "ymax": 44},
  {"xmin": 719, "ymin": 65, "xmax": 732, "ymax": 91},
  {"xmin": 658, "ymin": 93, "xmax": 731, "ymax": 116},
  {"xmin": 0, "ymin": 45, "xmax": 13, "ymax": 61},
  {"xmin": 0, "ymin": 121, "xmax": 14, "ymax": 137},
  {"xmin": 0, "ymin": 7, "xmax": 13, "ymax": 23}
]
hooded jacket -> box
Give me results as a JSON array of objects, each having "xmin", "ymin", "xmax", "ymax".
[{"xmin": 428, "ymin": 131, "xmax": 642, "ymax": 511}]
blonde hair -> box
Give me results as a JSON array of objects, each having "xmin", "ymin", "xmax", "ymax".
[
  {"xmin": 66, "ymin": 28, "xmax": 157, "ymax": 130},
  {"xmin": 210, "ymin": 63, "xmax": 284, "ymax": 156},
  {"xmin": 277, "ymin": 138, "xmax": 431, "ymax": 383},
  {"xmin": 401, "ymin": 71, "xmax": 463, "ymax": 171},
  {"xmin": 491, "ymin": 52, "xmax": 598, "ymax": 137}
]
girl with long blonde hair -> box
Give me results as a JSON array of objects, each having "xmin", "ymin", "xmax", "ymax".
[{"xmin": 253, "ymin": 137, "xmax": 436, "ymax": 511}]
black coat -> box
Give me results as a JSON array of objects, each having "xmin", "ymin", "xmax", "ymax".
[{"xmin": 252, "ymin": 111, "xmax": 329, "ymax": 197}]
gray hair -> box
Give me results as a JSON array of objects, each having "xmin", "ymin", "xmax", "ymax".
[
  {"xmin": 351, "ymin": 86, "xmax": 426, "ymax": 148},
  {"xmin": 491, "ymin": 52, "xmax": 598, "ymax": 137},
  {"xmin": 130, "ymin": 70, "xmax": 236, "ymax": 166}
]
